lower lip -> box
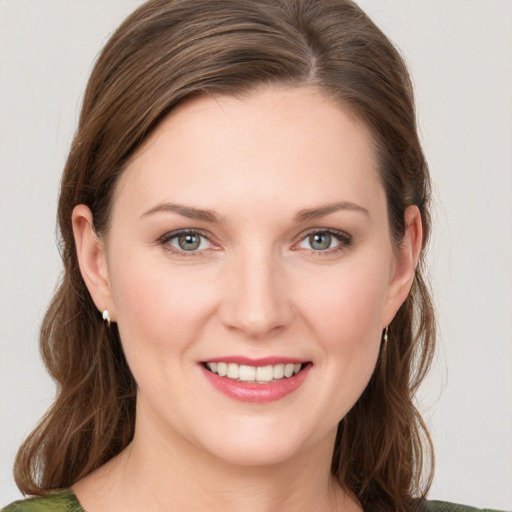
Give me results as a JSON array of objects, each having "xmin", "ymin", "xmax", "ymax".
[{"xmin": 201, "ymin": 364, "xmax": 311, "ymax": 403}]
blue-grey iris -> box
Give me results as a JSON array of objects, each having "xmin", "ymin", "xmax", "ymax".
[
  {"xmin": 178, "ymin": 233, "xmax": 201, "ymax": 251},
  {"xmin": 309, "ymin": 233, "xmax": 331, "ymax": 250}
]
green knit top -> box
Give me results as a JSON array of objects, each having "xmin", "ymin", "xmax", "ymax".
[
  {"xmin": 2, "ymin": 490, "xmax": 82, "ymax": 512},
  {"xmin": 1, "ymin": 489, "xmax": 505, "ymax": 512}
]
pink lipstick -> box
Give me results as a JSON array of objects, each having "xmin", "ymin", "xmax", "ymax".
[{"xmin": 200, "ymin": 357, "xmax": 311, "ymax": 402}]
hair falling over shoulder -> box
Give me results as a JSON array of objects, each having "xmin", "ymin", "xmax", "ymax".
[{"xmin": 14, "ymin": 1, "xmax": 436, "ymax": 511}]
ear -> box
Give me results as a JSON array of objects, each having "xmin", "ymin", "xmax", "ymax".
[
  {"xmin": 72, "ymin": 204, "xmax": 115, "ymax": 322},
  {"xmin": 382, "ymin": 205, "xmax": 423, "ymax": 327}
]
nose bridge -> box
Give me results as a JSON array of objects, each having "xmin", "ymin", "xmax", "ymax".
[{"xmin": 221, "ymin": 242, "xmax": 290, "ymax": 337}]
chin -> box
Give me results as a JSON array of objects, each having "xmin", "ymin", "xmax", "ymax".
[
  {"xmin": 190, "ymin": 418, "xmax": 330, "ymax": 469},
  {"xmin": 206, "ymin": 441, "xmax": 304, "ymax": 468}
]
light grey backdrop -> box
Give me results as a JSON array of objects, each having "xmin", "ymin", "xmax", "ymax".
[{"xmin": 1, "ymin": 0, "xmax": 511, "ymax": 509}]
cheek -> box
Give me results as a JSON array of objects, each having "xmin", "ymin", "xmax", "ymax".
[
  {"xmin": 298, "ymin": 258, "xmax": 389, "ymax": 343},
  {"xmin": 108, "ymin": 255, "xmax": 218, "ymax": 358},
  {"xmin": 294, "ymin": 259, "xmax": 388, "ymax": 402}
]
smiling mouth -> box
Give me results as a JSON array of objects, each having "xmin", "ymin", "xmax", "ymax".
[{"xmin": 203, "ymin": 362, "xmax": 308, "ymax": 383}]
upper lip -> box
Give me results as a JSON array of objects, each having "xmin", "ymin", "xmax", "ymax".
[{"xmin": 201, "ymin": 356, "xmax": 310, "ymax": 366}]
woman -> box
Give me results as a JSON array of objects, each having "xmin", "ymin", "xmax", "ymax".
[{"xmin": 1, "ymin": 1, "xmax": 502, "ymax": 511}]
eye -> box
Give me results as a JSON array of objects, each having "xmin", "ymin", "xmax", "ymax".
[
  {"xmin": 161, "ymin": 230, "xmax": 213, "ymax": 253},
  {"xmin": 307, "ymin": 232, "xmax": 333, "ymax": 251},
  {"xmin": 296, "ymin": 230, "xmax": 351, "ymax": 252}
]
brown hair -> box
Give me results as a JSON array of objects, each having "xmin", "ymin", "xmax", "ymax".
[{"xmin": 14, "ymin": 1, "xmax": 435, "ymax": 510}]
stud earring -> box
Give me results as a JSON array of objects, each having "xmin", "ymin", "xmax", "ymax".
[
  {"xmin": 102, "ymin": 309, "xmax": 111, "ymax": 327},
  {"xmin": 383, "ymin": 326, "xmax": 388, "ymax": 344}
]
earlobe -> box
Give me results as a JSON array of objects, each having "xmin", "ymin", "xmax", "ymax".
[
  {"xmin": 383, "ymin": 205, "xmax": 423, "ymax": 326},
  {"xmin": 72, "ymin": 205, "xmax": 115, "ymax": 321}
]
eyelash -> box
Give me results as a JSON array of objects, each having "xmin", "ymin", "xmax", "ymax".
[
  {"xmin": 158, "ymin": 229, "xmax": 215, "ymax": 258},
  {"xmin": 295, "ymin": 228, "xmax": 353, "ymax": 255},
  {"xmin": 158, "ymin": 228, "xmax": 353, "ymax": 257}
]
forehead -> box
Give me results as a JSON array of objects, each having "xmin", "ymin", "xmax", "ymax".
[{"xmin": 114, "ymin": 86, "xmax": 383, "ymax": 218}]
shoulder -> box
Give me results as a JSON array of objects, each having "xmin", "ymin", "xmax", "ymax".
[
  {"xmin": 1, "ymin": 490, "xmax": 84, "ymax": 512},
  {"xmin": 425, "ymin": 500, "xmax": 505, "ymax": 512}
]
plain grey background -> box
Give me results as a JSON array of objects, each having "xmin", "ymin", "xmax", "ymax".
[{"xmin": 1, "ymin": 0, "xmax": 511, "ymax": 509}]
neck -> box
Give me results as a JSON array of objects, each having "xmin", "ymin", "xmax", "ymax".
[{"xmin": 73, "ymin": 408, "xmax": 360, "ymax": 512}]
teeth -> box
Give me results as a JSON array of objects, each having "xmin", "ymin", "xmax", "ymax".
[
  {"xmin": 226, "ymin": 363, "xmax": 238, "ymax": 379},
  {"xmin": 239, "ymin": 365, "xmax": 256, "ymax": 381},
  {"xmin": 205, "ymin": 361, "xmax": 304, "ymax": 382},
  {"xmin": 217, "ymin": 362, "xmax": 227, "ymax": 377},
  {"xmin": 256, "ymin": 365, "xmax": 274, "ymax": 382},
  {"xmin": 273, "ymin": 364, "xmax": 284, "ymax": 379}
]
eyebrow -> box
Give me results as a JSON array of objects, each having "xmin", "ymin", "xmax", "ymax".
[
  {"xmin": 141, "ymin": 200, "xmax": 369, "ymax": 223},
  {"xmin": 294, "ymin": 201, "xmax": 370, "ymax": 222},
  {"xmin": 141, "ymin": 202, "xmax": 220, "ymax": 222}
]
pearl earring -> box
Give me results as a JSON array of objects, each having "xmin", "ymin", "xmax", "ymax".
[{"xmin": 102, "ymin": 309, "xmax": 111, "ymax": 327}]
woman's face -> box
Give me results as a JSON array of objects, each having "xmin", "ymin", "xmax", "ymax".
[{"xmin": 77, "ymin": 86, "xmax": 419, "ymax": 467}]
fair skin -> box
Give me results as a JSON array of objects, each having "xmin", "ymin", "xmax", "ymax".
[{"xmin": 71, "ymin": 86, "xmax": 422, "ymax": 512}]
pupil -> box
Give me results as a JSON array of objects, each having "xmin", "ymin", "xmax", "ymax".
[
  {"xmin": 178, "ymin": 233, "xmax": 200, "ymax": 251},
  {"xmin": 310, "ymin": 233, "xmax": 331, "ymax": 250}
]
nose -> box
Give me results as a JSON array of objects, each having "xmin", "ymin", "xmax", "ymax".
[{"xmin": 219, "ymin": 247, "xmax": 292, "ymax": 338}]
